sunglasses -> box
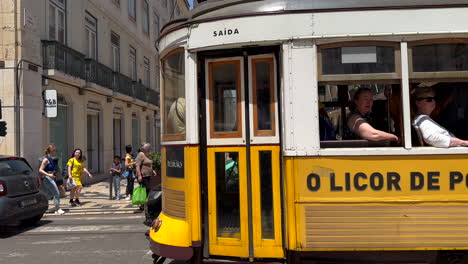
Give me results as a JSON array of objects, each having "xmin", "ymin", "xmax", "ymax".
[{"xmin": 416, "ymin": 96, "xmax": 436, "ymax": 102}]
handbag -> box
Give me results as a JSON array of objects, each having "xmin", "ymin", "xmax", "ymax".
[
  {"xmin": 132, "ymin": 184, "xmax": 147, "ymax": 205},
  {"xmin": 122, "ymin": 168, "xmax": 130, "ymax": 179},
  {"xmin": 66, "ymin": 178, "xmax": 77, "ymax": 189}
]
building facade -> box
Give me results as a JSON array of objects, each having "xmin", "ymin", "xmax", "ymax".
[{"xmin": 0, "ymin": 0, "xmax": 189, "ymax": 173}]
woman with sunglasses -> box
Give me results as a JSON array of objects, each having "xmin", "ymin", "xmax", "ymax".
[{"xmin": 413, "ymin": 87, "xmax": 468, "ymax": 147}]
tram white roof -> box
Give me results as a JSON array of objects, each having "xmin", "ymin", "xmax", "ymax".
[{"xmin": 163, "ymin": 0, "xmax": 468, "ymax": 34}]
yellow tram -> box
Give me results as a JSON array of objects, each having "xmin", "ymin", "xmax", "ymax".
[{"xmin": 149, "ymin": 1, "xmax": 468, "ymax": 263}]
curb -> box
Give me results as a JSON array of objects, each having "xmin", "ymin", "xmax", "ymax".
[{"xmin": 45, "ymin": 210, "xmax": 143, "ymax": 216}]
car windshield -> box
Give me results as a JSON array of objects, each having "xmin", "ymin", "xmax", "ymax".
[{"xmin": 0, "ymin": 159, "xmax": 32, "ymax": 176}]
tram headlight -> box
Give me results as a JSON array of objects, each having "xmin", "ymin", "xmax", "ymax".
[{"xmin": 151, "ymin": 218, "xmax": 162, "ymax": 232}]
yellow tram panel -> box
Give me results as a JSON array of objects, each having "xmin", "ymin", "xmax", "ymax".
[
  {"xmin": 150, "ymin": 146, "xmax": 201, "ymax": 248},
  {"xmin": 284, "ymin": 155, "xmax": 468, "ymax": 252}
]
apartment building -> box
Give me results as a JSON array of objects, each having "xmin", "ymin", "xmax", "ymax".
[{"xmin": 0, "ymin": 0, "xmax": 189, "ymax": 173}]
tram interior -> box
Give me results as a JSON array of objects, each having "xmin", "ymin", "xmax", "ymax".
[
  {"xmin": 318, "ymin": 82, "xmax": 468, "ymax": 148},
  {"xmin": 319, "ymin": 83, "xmax": 402, "ymax": 148}
]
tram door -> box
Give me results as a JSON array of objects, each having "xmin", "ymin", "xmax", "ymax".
[{"xmin": 205, "ymin": 54, "xmax": 283, "ymax": 259}]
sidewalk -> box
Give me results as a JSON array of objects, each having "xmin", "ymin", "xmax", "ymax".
[{"xmin": 45, "ymin": 174, "xmax": 142, "ymax": 216}]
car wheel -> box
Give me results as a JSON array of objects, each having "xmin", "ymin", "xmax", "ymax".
[{"xmin": 20, "ymin": 213, "xmax": 44, "ymax": 226}]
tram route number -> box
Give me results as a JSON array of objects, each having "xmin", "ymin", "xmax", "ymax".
[{"xmin": 306, "ymin": 171, "xmax": 468, "ymax": 192}]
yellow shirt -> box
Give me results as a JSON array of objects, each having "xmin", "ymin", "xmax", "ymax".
[
  {"xmin": 67, "ymin": 158, "xmax": 84, "ymax": 178},
  {"xmin": 125, "ymin": 154, "xmax": 134, "ymax": 169}
]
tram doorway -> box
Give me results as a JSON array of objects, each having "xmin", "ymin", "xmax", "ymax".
[{"xmin": 200, "ymin": 50, "xmax": 283, "ymax": 259}]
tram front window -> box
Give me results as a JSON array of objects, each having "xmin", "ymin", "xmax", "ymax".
[
  {"xmin": 162, "ymin": 49, "xmax": 186, "ymax": 141},
  {"xmin": 215, "ymin": 152, "xmax": 240, "ymax": 238}
]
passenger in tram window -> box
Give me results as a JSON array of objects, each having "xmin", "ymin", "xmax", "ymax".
[
  {"xmin": 166, "ymin": 97, "xmax": 186, "ymax": 134},
  {"xmin": 319, "ymin": 103, "xmax": 336, "ymax": 141},
  {"xmin": 344, "ymin": 87, "xmax": 400, "ymax": 143},
  {"xmin": 412, "ymin": 87, "xmax": 468, "ymax": 147}
]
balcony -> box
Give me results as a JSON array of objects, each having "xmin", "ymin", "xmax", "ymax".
[
  {"xmin": 112, "ymin": 72, "xmax": 134, "ymax": 98},
  {"xmin": 147, "ymin": 89, "xmax": 160, "ymax": 107},
  {"xmin": 42, "ymin": 40, "xmax": 86, "ymax": 79},
  {"xmin": 134, "ymin": 82, "xmax": 148, "ymax": 102},
  {"xmin": 41, "ymin": 40, "xmax": 160, "ymax": 107},
  {"xmin": 85, "ymin": 59, "xmax": 113, "ymax": 89}
]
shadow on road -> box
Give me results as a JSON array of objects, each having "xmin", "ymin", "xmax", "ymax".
[{"xmin": 0, "ymin": 219, "xmax": 53, "ymax": 239}]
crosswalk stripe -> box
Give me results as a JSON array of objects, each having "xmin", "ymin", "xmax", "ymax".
[{"xmin": 24, "ymin": 224, "xmax": 148, "ymax": 234}]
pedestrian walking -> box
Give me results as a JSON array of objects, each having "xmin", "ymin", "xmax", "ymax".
[
  {"xmin": 38, "ymin": 145, "xmax": 65, "ymax": 215},
  {"xmin": 135, "ymin": 143, "xmax": 157, "ymax": 210},
  {"xmin": 109, "ymin": 155, "xmax": 123, "ymax": 200},
  {"xmin": 124, "ymin": 145, "xmax": 135, "ymax": 201},
  {"xmin": 66, "ymin": 149, "xmax": 93, "ymax": 206}
]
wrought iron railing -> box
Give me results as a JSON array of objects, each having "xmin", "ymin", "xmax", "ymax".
[
  {"xmin": 42, "ymin": 40, "xmax": 86, "ymax": 79},
  {"xmin": 85, "ymin": 59, "xmax": 113, "ymax": 89},
  {"xmin": 134, "ymin": 82, "xmax": 148, "ymax": 102},
  {"xmin": 147, "ymin": 89, "xmax": 160, "ymax": 107},
  {"xmin": 42, "ymin": 40, "xmax": 159, "ymax": 107},
  {"xmin": 112, "ymin": 72, "xmax": 135, "ymax": 98}
]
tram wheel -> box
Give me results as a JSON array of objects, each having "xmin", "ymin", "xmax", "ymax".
[
  {"xmin": 437, "ymin": 251, "xmax": 465, "ymax": 264},
  {"xmin": 152, "ymin": 255, "xmax": 166, "ymax": 264}
]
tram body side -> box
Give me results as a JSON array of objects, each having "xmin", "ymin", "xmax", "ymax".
[
  {"xmin": 284, "ymin": 155, "xmax": 468, "ymax": 252},
  {"xmin": 151, "ymin": 1, "xmax": 468, "ymax": 262}
]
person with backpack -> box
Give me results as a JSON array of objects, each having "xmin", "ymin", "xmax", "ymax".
[{"xmin": 39, "ymin": 145, "xmax": 65, "ymax": 215}]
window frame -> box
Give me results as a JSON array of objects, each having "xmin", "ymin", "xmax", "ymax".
[
  {"xmin": 84, "ymin": 12, "xmax": 97, "ymax": 59},
  {"xmin": 251, "ymin": 57, "xmax": 276, "ymax": 138},
  {"xmin": 129, "ymin": 46, "xmax": 137, "ymax": 80},
  {"xmin": 142, "ymin": 0, "xmax": 150, "ymax": 36},
  {"xmin": 408, "ymin": 38, "xmax": 468, "ymax": 81},
  {"xmin": 316, "ymin": 41, "xmax": 405, "ymax": 152},
  {"xmin": 317, "ymin": 41, "xmax": 401, "ymax": 84},
  {"xmin": 144, "ymin": 56, "xmax": 150, "ymax": 88},
  {"xmin": 111, "ymin": 31, "xmax": 120, "ymax": 72},
  {"xmin": 153, "ymin": 12, "xmax": 160, "ymax": 40},
  {"xmin": 128, "ymin": 0, "xmax": 136, "ymax": 22},
  {"xmin": 207, "ymin": 59, "xmax": 244, "ymax": 140},
  {"xmin": 161, "ymin": 48, "xmax": 186, "ymax": 142},
  {"xmin": 48, "ymin": 0, "xmax": 66, "ymax": 44}
]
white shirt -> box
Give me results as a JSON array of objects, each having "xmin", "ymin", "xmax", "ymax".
[{"xmin": 413, "ymin": 114, "xmax": 453, "ymax": 148}]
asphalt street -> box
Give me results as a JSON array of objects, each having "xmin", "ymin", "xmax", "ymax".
[{"xmin": 0, "ymin": 214, "xmax": 175, "ymax": 264}]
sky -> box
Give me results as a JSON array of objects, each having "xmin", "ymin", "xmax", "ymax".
[{"xmin": 189, "ymin": 0, "xmax": 194, "ymax": 8}]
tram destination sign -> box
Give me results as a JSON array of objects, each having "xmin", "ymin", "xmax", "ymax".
[{"xmin": 213, "ymin": 28, "xmax": 239, "ymax": 37}]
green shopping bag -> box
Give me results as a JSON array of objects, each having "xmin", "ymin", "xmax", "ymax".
[{"xmin": 132, "ymin": 184, "xmax": 147, "ymax": 205}]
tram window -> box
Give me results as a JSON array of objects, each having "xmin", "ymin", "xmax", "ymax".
[
  {"xmin": 410, "ymin": 83, "xmax": 468, "ymax": 147},
  {"xmin": 215, "ymin": 152, "xmax": 240, "ymax": 238},
  {"xmin": 209, "ymin": 61, "xmax": 242, "ymax": 138},
  {"xmin": 259, "ymin": 150, "xmax": 274, "ymax": 239},
  {"xmin": 252, "ymin": 58, "xmax": 275, "ymax": 136},
  {"xmin": 412, "ymin": 43, "xmax": 468, "ymax": 72},
  {"xmin": 319, "ymin": 84, "xmax": 402, "ymax": 148},
  {"xmin": 162, "ymin": 49, "xmax": 185, "ymax": 141},
  {"xmin": 321, "ymin": 46, "xmax": 395, "ymax": 75}
]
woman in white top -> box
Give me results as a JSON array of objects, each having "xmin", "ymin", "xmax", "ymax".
[{"xmin": 412, "ymin": 87, "xmax": 468, "ymax": 147}]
